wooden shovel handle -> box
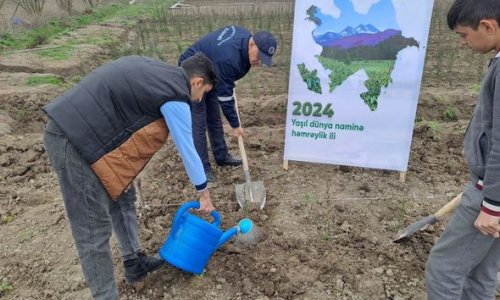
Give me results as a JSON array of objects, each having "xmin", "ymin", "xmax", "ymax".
[
  {"xmin": 233, "ymin": 90, "xmax": 249, "ymax": 172},
  {"xmin": 238, "ymin": 135, "xmax": 250, "ymax": 172},
  {"xmin": 435, "ymin": 193, "xmax": 463, "ymax": 219}
]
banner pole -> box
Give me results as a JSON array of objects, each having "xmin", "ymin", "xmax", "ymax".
[{"xmin": 399, "ymin": 171, "xmax": 407, "ymax": 183}]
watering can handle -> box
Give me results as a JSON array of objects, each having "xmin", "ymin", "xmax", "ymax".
[{"xmin": 173, "ymin": 201, "xmax": 221, "ymax": 227}]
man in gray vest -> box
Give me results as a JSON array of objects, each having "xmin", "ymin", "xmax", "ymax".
[{"xmin": 43, "ymin": 53, "xmax": 217, "ymax": 299}]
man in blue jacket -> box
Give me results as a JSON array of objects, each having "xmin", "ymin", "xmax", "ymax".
[
  {"xmin": 43, "ymin": 53, "xmax": 216, "ymax": 300},
  {"xmin": 179, "ymin": 25, "xmax": 277, "ymax": 182}
]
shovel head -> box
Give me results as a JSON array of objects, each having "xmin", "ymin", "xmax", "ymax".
[
  {"xmin": 393, "ymin": 214, "xmax": 438, "ymax": 242},
  {"xmin": 235, "ymin": 181, "xmax": 266, "ymax": 210}
]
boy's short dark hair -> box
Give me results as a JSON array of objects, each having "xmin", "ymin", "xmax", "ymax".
[
  {"xmin": 180, "ymin": 52, "xmax": 218, "ymax": 86},
  {"xmin": 447, "ymin": 0, "xmax": 500, "ymax": 30}
]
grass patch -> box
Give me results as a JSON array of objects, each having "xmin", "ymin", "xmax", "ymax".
[
  {"xmin": 17, "ymin": 228, "xmax": 36, "ymax": 243},
  {"xmin": 470, "ymin": 83, "xmax": 481, "ymax": 93},
  {"xmin": 35, "ymin": 44, "xmax": 76, "ymax": 60},
  {"xmin": 25, "ymin": 75, "xmax": 63, "ymax": 86},
  {"xmin": 422, "ymin": 120, "xmax": 445, "ymax": 141},
  {"xmin": 0, "ymin": 1, "xmax": 176, "ymax": 53},
  {"xmin": 15, "ymin": 106, "xmax": 37, "ymax": 122}
]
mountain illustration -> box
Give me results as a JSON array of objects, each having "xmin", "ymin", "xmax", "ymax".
[
  {"xmin": 314, "ymin": 24, "xmax": 381, "ymax": 46},
  {"xmin": 323, "ymin": 29, "xmax": 401, "ymax": 49},
  {"xmin": 321, "ymin": 33, "xmax": 419, "ymax": 62}
]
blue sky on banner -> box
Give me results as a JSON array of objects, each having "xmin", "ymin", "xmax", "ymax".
[
  {"xmin": 307, "ymin": 0, "xmax": 432, "ymax": 40},
  {"xmin": 313, "ymin": 0, "xmax": 399, "ymax": 35}
]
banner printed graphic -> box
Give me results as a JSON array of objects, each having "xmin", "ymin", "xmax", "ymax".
[{"xmin": 284, "ymin": 0, "xmax": 434, "ymax": 171}]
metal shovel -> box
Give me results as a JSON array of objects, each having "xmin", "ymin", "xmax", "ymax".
[
  {"xmin": 393, "ymin": 193, "xmax": 463, "ymax": 242},
  {"xmin": 233, "ymin": 91, "xmax": 266, "ymax": 210}
]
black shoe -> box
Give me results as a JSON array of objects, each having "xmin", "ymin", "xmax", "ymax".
[
  {"xmin": 205, "ymin": 168, "xmax": 217, "ymax": 183},
  {"xmin": 124, "ymin": 251, "xmax": 166, "ymax": 284},
  {"xmin": 217, "ymin": 154, "xmax": 242, "ymax": 167}
]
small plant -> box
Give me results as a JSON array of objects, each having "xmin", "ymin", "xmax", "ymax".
[
  {"xmin": 303, "ymin": 192, "xmax": 317, "ymax": 203},
  {"xmin": 1, "ymin": 213, "xmax": 17, "ymax": 224},
  {"xmin": 443, "ymin": 105, "xmax": 458, "ymax": 121},
  {"xmin": 434, "ymin": 94, "xmax": 446, "ymax": 103},
  {"xmin": 0, "ymin": 280, "xmax": 13, "ymax": 296},
  {"xmin": 425, "ymin": 120, "xmax": 445, "ymax": 141}
]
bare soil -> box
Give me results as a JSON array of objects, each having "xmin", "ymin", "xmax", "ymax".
[{"xmin": 0, "ymin": 0, "xmax": 498, "ymax": 299}]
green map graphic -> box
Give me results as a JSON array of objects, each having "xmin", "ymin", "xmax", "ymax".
[{"xmin": 298, "ymin": 0, "xmax": 419, "ymax": 111}]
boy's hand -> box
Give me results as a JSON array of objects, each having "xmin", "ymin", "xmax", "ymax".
[
  {"xmin": 198, "ymin": 189, "xmax": 215, "ymax": 214},
  {"xmin": 474, "ymin": 211, "xmax": 500, "ymax": 238}
]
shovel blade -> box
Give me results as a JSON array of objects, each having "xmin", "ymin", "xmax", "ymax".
[
  {"xmin": 393, "ymin": 214, "xmax": 438, "ymax": 242},
  {"xmin": 235, "ymin": 181, "xmax": 266, "ymax": 210}
]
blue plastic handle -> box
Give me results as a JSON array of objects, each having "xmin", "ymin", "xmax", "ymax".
[{"xmin": 173, "ymin": 201, "xmax": 221, "ymax": 228}]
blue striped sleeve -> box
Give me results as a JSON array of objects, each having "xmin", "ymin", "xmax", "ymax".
[{"xmin": 160, "ymin": 101, "xmax": 207, "ymax": 191}]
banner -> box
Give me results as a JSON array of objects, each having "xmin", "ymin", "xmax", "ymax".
[{"xmin": 284, "ymin": 0, "xmax": 434, "ymax": 171}]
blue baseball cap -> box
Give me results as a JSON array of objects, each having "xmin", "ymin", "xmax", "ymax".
[{"xmin": 253, "ymin": 31, "xmax": 277, "ymax": 67}]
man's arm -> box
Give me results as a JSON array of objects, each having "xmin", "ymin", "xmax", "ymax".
[
  {"xmin": 216, "ymin": 77, "xmax": 239, "ymax": 126},
  {"xmin": 160, "ymin": 101, "xmax": 214, "ymax": 213},
  {"xmin": 216, "ymin": 77, "xmax": 244, "ymax": 138}
]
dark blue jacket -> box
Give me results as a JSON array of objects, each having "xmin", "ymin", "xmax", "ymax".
[{"xmin": 179, "ymin": 25, "xmax": 252, "ymax": 128}]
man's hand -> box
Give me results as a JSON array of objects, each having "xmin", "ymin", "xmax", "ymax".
[
  {"xmin": 232, "ymin": 127, "xmax": 244, "ymax": 138},
  {"xmin": 474, "ymin": 210, "xmax": 500, "ymax": 238},
  {"xmin": 198, "ymin": 189, "xmax": 215, "ymax": 214}
]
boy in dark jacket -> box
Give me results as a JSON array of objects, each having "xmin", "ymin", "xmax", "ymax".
[
  {"xmin": 179, "ymin": 25, "xmax": 277, "ymax": 182},
  {"xmin": 425, "ymin": 1, "xmax": 500, "ymax": 299},
  {"xmin": 43, "ymin": 53, "xmax": 217, "ymax": 300}
]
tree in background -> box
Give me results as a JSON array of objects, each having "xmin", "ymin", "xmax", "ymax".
[
  {"xmin": 81, "ymin": 0, "xmax": 100, "ymax": 8},
  {"xmin": 56, "ymin": 0, "xmax": 73, "ymax": 15},
  {"xmin": 14, "ymin": 0, "xmax": 46, "ymax": 17}
]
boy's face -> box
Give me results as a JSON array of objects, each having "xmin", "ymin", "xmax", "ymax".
[
  {"xmin": 455, "ymin": 20, "xmax": 499, "ymax": 54},
  {"xmin": 190, "ymin": 77, "xmax": 212, "ymax": 101}
]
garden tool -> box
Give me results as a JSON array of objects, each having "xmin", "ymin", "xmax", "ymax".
[
  {"xmin": 159, "ymin": 201, "xmax": 253, "ymax": 274},
  {"xmin": 393, "ymin": 193, "xmax": 463, "ymax": 242},
  {"xmin": 233, "ymin": 91, "xmax": 266, "ymax": 210}
]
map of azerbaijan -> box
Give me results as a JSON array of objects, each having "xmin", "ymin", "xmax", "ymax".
[{"xmin": 298, "ymin": 0, "xmax": 419, "ymax": 111}]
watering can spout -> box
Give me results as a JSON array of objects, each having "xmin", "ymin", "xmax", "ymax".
[
  {"xmin": 217, "ymin": 218, "xmax": 253, "ymax": 248},
  {"xmin": 218, "ymin": 227, "xmax": 238, "ymax": 248}
]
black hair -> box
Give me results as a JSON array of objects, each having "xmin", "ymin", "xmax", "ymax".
[
  {"xmin": 180, "ymin": 52, "xmax": 217, "ymax": 86},
  {"xmin": 447, "ymin": 0, "xmax": 500, "ymax": 30}
]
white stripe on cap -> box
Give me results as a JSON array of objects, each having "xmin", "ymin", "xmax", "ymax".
[
  {"xmin": 218, "ymin": 96, "xmax": 233, "ymax": 102},
  {"xmin": 482, "ymin": 200, "xmax": 500, "ymax": 212}
]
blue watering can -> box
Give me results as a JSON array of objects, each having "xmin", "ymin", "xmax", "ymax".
[{"xmin": 159, "ymin": 201, "xmax": 253, "ymax": 275}]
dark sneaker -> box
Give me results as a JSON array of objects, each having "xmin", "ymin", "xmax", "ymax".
[
  {"xmin": 205, "ymin": 168, "xmax": 217, "ymax": 183},
  {"xmin": 124, "ymin": 251, "xmax": 166, "ymax": 284},
  {"xmin": 216, "ymin": 154, "xmax": 242, "ymax": 167}
]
